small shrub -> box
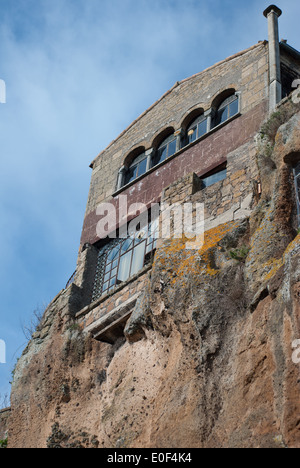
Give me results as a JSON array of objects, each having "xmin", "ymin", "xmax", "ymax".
[
  {"xmin": 229, "ymin": 246, "xmax": 250, "ymax": 263},
  {"xmin": 21, "ymin": 303, "xmax": 48, "ymax": 341},
  {"xmin": 96, "ymin": 370, "xmax": 107, "ymax": 385},
  {"xmin": 260, "ymin": 99, "xmax": 300, "ymax": 143},
  {"xmin": 0, "ymin": 439, "xmax": 8, "ymax": 449},
  {"xmin": 68, "ymin": 323, "xmax": 81, "ymax": 332}
]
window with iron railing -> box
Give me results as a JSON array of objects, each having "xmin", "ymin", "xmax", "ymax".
[
  {"xmin": 91, "ymin": 217, "xmax": 159, "ymax": 303},
  {"xmin": 124, "ymin": 152, "xmax": 148, "ymax": 186}
]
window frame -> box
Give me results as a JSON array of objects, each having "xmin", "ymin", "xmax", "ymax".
[
  {"xmin": 186, "ymin": 114, "xmax": 208, "ymax": 145},
  {"xmin": 124, "ymin": 152, "xmax": 148, "ymax": 186},
  {"xmin": 200, "ymin": 163, "xmax": 227, "ymax": 188},
  {"xmin": 214, "ymin": 93, "xmax": 239, "ymax": 128},
  {"xmin": 115, "ymin": 91, "xmax": 241, "ymax": 195},
  {"xmin": 152, "ymin": 134, "xmax": 177, "ymax": 168},
  {"xmin": 91, "ymin": 218, "xmax": 159, "ymax": 302}
]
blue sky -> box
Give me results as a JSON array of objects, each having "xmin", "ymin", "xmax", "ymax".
[{"xmin": 0, "ymin": 0, "xmax": 300, "ymax": 403}]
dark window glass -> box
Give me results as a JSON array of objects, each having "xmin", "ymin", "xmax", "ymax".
[
  {"xmin": 125, "ymin": 165, "xmax": 138, "ymax": 185},
  {"xmin": 157, "ymin": 146, "xmax": 168, "ymax": 164},
  {"xmin": 229, "ymin": 98, "xmax": 239, "ymax": 118},
  {"xmin": 214, "ymin": 94, "xmax": 239, "ymax": 127},
  {"xmin": 294, "ymin": 162, "xmax": 300, "ymax": 226},
  {"xmin": 215, "ymin": 107, "xmax": 227, "ymax": 126},
  {"xmin": 198, "ymin": 119, "xmax": 207, "ymax": 138},
  {"xmin": 152, "ymin": 134, "xmax": 176, "ymax": 168},
  {"xmin": 202, "ymin": 168, "xmax": 227, "ymax": 188},
  {"xmin": 187, "ymin": 115, "xmax": 207, "ymax": 145},
  {"xmin": 188, "ymin": 126, "xmax": 197, "ymax": 144},
  {"xmin": 91, "ymin": 217, "xmax": 159, "ymax": 302},
  {"xmin": 137, "ymin": 157, "xmax": 147, "ymax": 177},
  {"xmin": 124, "ymin": 152, "xmax": 147, "ymax": 186},
  {"xmin": 281, "ymin": 64, "xmax": 299, "ymax": 99},
  {"xmin": 168, "ymin": 139, "xmax": 177, "ymax": 157}
]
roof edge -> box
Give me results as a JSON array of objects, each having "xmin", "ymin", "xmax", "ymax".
[
  {"xmin": 280, "ymin": 41, "xmax": 300, "ymax": 62},
  {"xmin": 90, "ymin": 41, "xmax": 267, "ymax": 168}
]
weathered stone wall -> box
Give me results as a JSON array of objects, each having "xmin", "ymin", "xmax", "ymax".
[
  {"xmin": 0, "ymin": 408, "xmax": 10, "ymax": 441},
  {"xmin": 76, "ymin": 266, "xmax": 151, "ymax": 342},
  {"xmin": 75, "ymin": 131, "xmax": 260, "ymax": 333},
  {"xmin": 80, "ymin": 43, "xmax": 270, "ymax": 248},
  {"xmin": 7, "ymin": 96, "xmax": 300, "ymax": 448},
  {"xmin": 80, "ymin": 100, "xmax": 266, "ymax": 247}
]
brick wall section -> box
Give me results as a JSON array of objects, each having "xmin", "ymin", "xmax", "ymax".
[
  {"xmin": 80, "ymin": 99, "xmax": 267, "ymax": 246},
  {"xmin": 0, "ymin": 408, "xmax": 10, "ymax": 440}
]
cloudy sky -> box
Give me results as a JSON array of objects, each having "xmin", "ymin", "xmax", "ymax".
[{"xmin": 0, "ymin": 0, "xmax": 300, "ymax": 402}]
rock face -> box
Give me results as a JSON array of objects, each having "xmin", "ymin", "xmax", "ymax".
[
  {"xmin": 0, "ymin": 409, "xmax": 10, "ymax": 442},
  {"xmin": 8, "ymin": 101, "xmax": 300, "ymax": 448}
]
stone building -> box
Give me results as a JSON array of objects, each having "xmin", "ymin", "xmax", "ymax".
[
  {"xmin": 66, "ymin": 5, "xmax": 300, "ymax": 344},
  {"xmin": 6, "ymin": 4, "xmax": 300, "ymax": 449}
]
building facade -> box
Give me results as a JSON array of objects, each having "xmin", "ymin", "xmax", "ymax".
[{"xmin": 68, "ymin": 6, "xmax": 300, "ymax": 344}]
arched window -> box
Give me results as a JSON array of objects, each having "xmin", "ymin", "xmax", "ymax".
[
  {"xmin": 152, "ymin": 133, "xmax": 177, "ymax": 167},
  {"xmin": 214, "ymin": 93, "xmax": 239, "ymax": 127},
  {"xmin": 124, "ymin": 151, "xmax": 148, "ymax": 186},
  {"xmin": 186, "ymin": 114, "xmax": 208, "ymax": 145}
]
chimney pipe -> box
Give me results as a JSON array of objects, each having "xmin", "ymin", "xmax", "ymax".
[{"xmin": 263, "ymin": 5, "xmax": 282, "ymax": 112}]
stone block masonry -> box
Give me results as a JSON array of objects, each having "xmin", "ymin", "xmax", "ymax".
[
  {"xmin": 75, "ymin": 134, "xmax": 259, "ymax": 339},
  {"xmin": 76, "ymin": 267, "xmax": 151, "ymax": 342},
  {"xmin": 81, "ymin": 43, "xmax": 270, "ymax": 245},
  {"xmin": 80, "ymin": 100, "xmax": 267, "ymax": 246}
]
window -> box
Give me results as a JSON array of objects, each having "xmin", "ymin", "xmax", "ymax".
[
  {"xmin": 91, "ymin": 218, "xmax": 159, "ymax": 302},
  {"xmin": 152, "ymin": 134, "xmax": 177, "ymax": 167},
  {"xmin": 186, "ymin": 115, "xmax": 208, "ymax": 145},
  {"xmin": 201, "ymin": 165, "xmax": 227, "ymax": 188},
  {"xmin": 293, "ymin": 162, "xmax": 300, "ymax": 226},
  {"xmin": 214, "ymin": 94, "xmax": 239, "ymax": 127},
  {"xmin": 124, "ymin": 152, "xmax": 148, "ymax": 186}
]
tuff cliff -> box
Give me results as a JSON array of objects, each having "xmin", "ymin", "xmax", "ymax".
[{"xmin": 7, "ymin": 96, "xmax": 300, "ymax": 448}]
